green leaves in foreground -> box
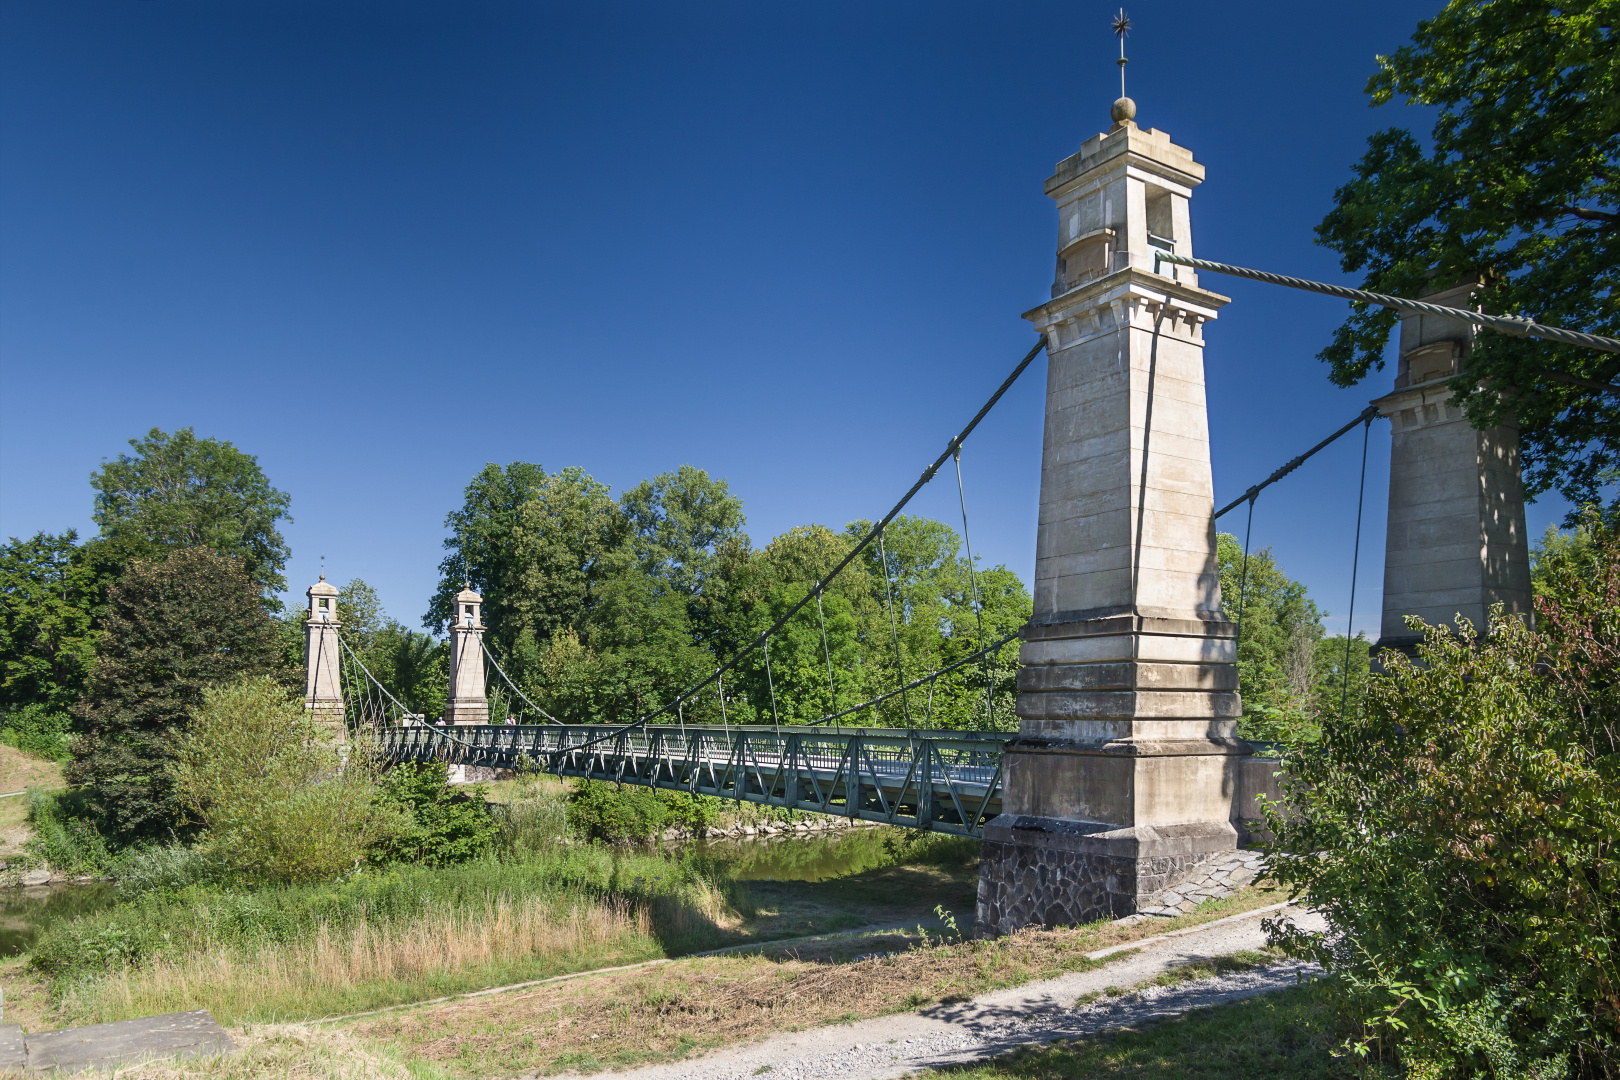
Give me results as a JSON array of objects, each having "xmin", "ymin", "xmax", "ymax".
[
  {"xmin": 1264, "ymin": 515, "xmax": 1620, "ymax": 1077},
  {"xmin": 173, "ymin": 677, "xmax": 403, "ymax": 884}
]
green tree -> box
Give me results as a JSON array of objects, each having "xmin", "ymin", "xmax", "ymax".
[
  {"xmin": 90, "ymin": 428, "xmax": 293, "ymax": 593},
  {"xmin": 1315, "ymin": 0, "xmax": 1619, "ymax": 511},
  {"xmin": 1215, "ymin": 534, "xmax": 1329, "ymax": 741},
  {"xmin": 1265, "ymin": 521, "xmax": 1620, "ymax": 1077},
  {"xmin": 174, "ymin": 677, "xmax": 403, "ymax": 884},
  {"xmin": 0, "ymin": 530, "xmax": 112, "ymax": 717},
  {"xmin": 68, "ymin": 548, "xmax": 285, "ymax": 842}
]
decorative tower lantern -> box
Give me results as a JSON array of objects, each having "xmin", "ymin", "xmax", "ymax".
[
  {"xmin": 444, "ymin": 583, "xmax": 490, "ymax": 726},
  {"xmin": 304, "ymin": 575, "xmax": 346, "ymax": 738},
  {"xmin": 975, "ymin": 82, "xmax": 1249, "ymax": 933}
]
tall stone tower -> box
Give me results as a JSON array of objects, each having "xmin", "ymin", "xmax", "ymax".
[
  {"xmin": 304, "ymin": 575, "xmax": 346, "ymax": 737},
  {"xmin": 1372, "ymin": 284, "xmax": 1533, "ymax": 649},
  {"xmin": 444, "ymin": 584, "xmax": 490, "ymax": 725},
  {"xmin": 976, "ymin": 99, "xmax": 1245, "ymax": 934}
]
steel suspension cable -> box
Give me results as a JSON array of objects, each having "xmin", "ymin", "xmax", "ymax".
[
  {"xmin": 815, "ymin": 586, "xmax": 836, "ymax": 711},
  {"xmin": 1215, "ymin": 405, "xmax": 1381, "ymax": 520},
  {"xmin": 952, "ymin": 446, "xmax": 992, "ymax": 726},
  {"xmin": 1341, "ymin": 413, "xmax": 1374, "ymax": 719},
  {"xmin": 809, "ymin": 628, "xmax": 1020, "ymax": 727},
  {"xmin": 481, "ymin": 641, "xmax": 561, "ymax": 724},
  {"xmin": 1234, "ymin": 495, "xmax": 1257, "ymax": 660},
  {"xmin": 553, "ymin": 336, "xmax": 1048, "ymax": 759},
  {"xmin": 877, "ymin": 527, "xmax": 912, "ymax": 728},
  {"xmin": 1155, "ymin": 252, "xmax": 1620, "ymax": 358}
]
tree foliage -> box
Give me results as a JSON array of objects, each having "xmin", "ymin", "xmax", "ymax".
[
  {"xmin": 1265, "ymin": 514, "xmax": 1620, "ymax": 1078},
  {"xmin": 91, "ymin": 427, "xmax": 293, "ymax": 593},
  {"xmin": 1315, "ymin": 0, "xmax": 1619, "ymax": 509},
  {"xmin": 174, "ymin": 677, "xmax": 403, "ymax": 884},
  {"xmin": 68, "ymin": 548, "xmax": 285, "ymax": 842},
  {"xmin": 425, "ymin": 461, "xmax": 1030, "ymax": 730},
  {"xmin": 0, "ymin": 530, "xmax": 113, "ymax": 724}
]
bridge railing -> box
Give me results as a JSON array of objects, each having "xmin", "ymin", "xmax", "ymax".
[{"xmin": 378, "ymin": 723, "xmax": 1011, "ymax": 838}]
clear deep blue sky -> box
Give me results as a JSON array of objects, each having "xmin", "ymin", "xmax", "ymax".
[{"xmin": 0, "ymin": 1, "xmax": 1571, "ymax": 636}]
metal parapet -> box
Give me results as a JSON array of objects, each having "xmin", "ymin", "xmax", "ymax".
[{"xmin": 379, "ymin": 724, "xmax": 1010, "ymax": 838}]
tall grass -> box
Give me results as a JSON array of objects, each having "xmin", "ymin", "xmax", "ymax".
[
  {"xmin": 37, "ymin": 846, "xmax": 746, "ymax": 1025},
  {"xmin": 60, "ymin": 891, "xmax": 653, "ymax": 1025}
]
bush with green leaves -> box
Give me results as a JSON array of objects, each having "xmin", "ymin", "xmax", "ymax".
[
  {"xmin": 1, "ymin": 703, "xmax": 73, "ymax": 761},
  {"xmin": 1265, "ymin": 514, "xmax": 1619, "ymax": 1078},
  {"xmin": 172, "ymin": 677, "xmax": 404, "ymax": 885},
  {"xmin": 23, "ymin": 788, "xmax": 117, "ymax": 875},
  {"xmin": 564, "ymin": 779, "xmax": 722, "ymax": 842},
  {"xmin": 370, "ymin": 762, "xmax": 499, "ymax": 867}
]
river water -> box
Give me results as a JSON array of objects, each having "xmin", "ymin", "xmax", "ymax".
[{"xmin": 0, "ymin": 884, "xmax": 115, "ymax": 958}]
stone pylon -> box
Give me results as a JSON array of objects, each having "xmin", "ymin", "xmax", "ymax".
[
  {"xmin": 976, "ymin": 101, "xmax": 1248, "ymax": 935},
  {"xmin": 444, "ymin": 583, "xmax": 490, "ymax": 725},
  {"xmin": 304, "ymin": 575, "xmax": 346, "ymax": 739},
  {"xmin": 1373, "ymin": 284, "xmax": 1533, "ymax": 650}
]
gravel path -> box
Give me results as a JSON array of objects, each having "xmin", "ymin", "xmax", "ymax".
[{"xmin": 586, "ymin": 905, "xmax": 1325, "ymax": 1080}]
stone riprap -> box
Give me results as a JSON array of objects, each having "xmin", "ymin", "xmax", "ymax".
[{"xmin": 1135, "ymin": 848, "xmax": 1263, "ymax": 917}]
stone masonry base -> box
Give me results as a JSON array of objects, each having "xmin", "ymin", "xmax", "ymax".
[{"xmin": 974, "ymin": 815, "xmax": 1238, "ymax": 936}]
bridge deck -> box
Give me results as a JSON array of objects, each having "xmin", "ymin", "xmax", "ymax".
[{"xmin": 379, "ymin": 723, "xmax": 1011, "ymax": 837}]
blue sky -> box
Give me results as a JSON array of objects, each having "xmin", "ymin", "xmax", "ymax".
[{"xmin": 0, "ymin": 0, "xmax": 1571, "ymax": 637}]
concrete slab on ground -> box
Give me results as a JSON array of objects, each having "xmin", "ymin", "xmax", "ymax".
[{"xmin": 21, "ymin": 1009, "xmax": 233, "ymax": 1074}]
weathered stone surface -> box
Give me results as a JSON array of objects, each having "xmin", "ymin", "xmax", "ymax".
[
  {"xmin": 0, "ymin": 1025, "xmax": 24, "ymax": 1071},
  {"xmin": 18, "ymin": 870, "xmax": 50, "ymax": 887},
  {"xmin": 24, "ymin": 1010, "xmax": 233, "ymax": 1074},
  {"xmin": 446, "ymin": 585, "xmax": 490, "ymax": 725},
  {"xmin": 303, "ymin": 576, "xmax": 345, "ymax": 738},
  {"xmin": 1374, "ymin": 282, "xmax": 1531, "ymax": 651},
  {"xmin": 978, "ymin": 109, "xmax": 1253, "ymax": 937}
]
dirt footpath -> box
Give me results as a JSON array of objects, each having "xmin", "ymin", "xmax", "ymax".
[{"xmin": 574, "ymin": 906, "xmax": 1326, "ymax": 1080}]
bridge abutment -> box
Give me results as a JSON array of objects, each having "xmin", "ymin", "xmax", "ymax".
[{"xmin": 977, "ymin": 105, "xmax": 1248, "ymax": 935}]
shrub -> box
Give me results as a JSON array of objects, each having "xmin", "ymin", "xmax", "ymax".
[
  {"xmin": 172, "ymin": 677, "xmax": 404, "ymax": 884},
  {"xmin": 1265, "ymin": 516, "xmax": 1620, "ymax": 1078},
  {"xmin": 23, "ymin": 788, "xmax": 117, "ymax": 875},
  {"xmin": 1, "ymin": 704, "xmax": 74, "ymax": 762},
  {"xmin": 566, "ymin": 779, "xmax": 667, "ymax": 842},
  {"xmin": 371, "ymin": 762, "xmax": 499, "ymax": 867}
]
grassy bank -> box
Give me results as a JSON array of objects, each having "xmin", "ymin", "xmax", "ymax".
[
  {"xmin": 34, "ymin": 845, "xmax": 744, "ymax": 1026},
  {"xmin": 347, "ymin": 884, "xmax": 1291, "ymax": 1077}
]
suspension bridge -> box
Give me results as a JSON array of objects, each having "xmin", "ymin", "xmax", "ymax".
[{"xmin": 300, "ymin": 101, "xmax": 1605, "ymax": 930}]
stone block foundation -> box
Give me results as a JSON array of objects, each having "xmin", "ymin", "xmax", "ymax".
[{"xmin": 975, "ymin": 815, "xmax": 1237, "ymax": 935}]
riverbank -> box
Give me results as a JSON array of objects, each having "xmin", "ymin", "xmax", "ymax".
[{"xmin": 86, "ymin": 883, "xmax": 1302, "ymax": 1079}]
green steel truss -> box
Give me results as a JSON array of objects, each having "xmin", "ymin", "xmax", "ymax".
[{"xmin": 378, "ymin": 724, "xmax": 1010, "ymax": 838}]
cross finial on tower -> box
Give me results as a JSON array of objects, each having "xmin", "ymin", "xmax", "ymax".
[{"xmin": 1110, "ymin": 9, "xmax": 1136, "ymax": 126}]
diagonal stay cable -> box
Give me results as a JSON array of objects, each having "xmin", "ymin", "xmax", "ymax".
[
  {"xmin": 808, "ymin": 628, "xmax": 1021, "ymax": 728},
  {"xmin": 1214, "ymin": 405, "xmax": 1381, "ymax": 520},
  {"xmin": 552, "ymin": 336, "xmax": 1048, "ymax": 761},
  {"xmin": 482, "ymin": 641, "xmax": 562, "ymax": 724},
  {"xmin": 336, "ymin": 632, "xmax": 419, "ymax": 724},
  {"xmin": 1155, "ymin": 251, "xmax": 1620, "ymax": 359}
]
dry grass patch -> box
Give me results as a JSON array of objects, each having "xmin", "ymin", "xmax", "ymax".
[
  {"xmin": 354, "ymin": 884, "xmax": 1290, "ymax": 1077},
  {"xmin": 61, "ymin": 894, "xmax": 660, "ymax": 1027},
  {"xmin": 0, "ymin": 745, "xmax": 62, "ymax": 794}
]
